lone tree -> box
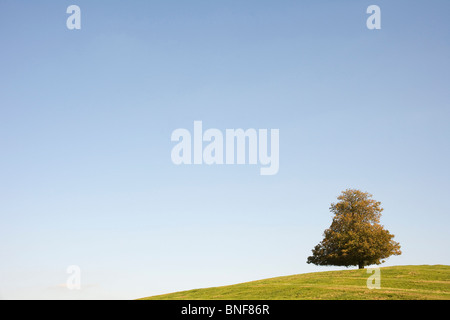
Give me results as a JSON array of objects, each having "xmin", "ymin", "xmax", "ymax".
[{"xmin": 307, "ymin": 189, "xmax": 401, "ymax": 269}]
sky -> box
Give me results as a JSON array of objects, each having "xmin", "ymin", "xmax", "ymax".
[{"xmin": 0, "ymin": 0, "xmax": 449, "ymax": 300}]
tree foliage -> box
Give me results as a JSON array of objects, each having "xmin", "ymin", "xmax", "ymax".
[{"xmin": 307, "ymin": 189, "xmax": 401, "ymax": 269}]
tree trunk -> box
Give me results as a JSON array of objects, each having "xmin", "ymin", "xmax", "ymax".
[{"xmin": 358, "ymin": 262, "xmax": 364, "ymax": 269}]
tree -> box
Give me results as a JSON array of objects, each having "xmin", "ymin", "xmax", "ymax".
[{"xmin": 307, "ymin": 189, "xmax": 401, "ymax": 269}]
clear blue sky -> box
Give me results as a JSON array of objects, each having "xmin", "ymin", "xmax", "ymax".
[{"xmin": 1, "ymin": 0, "xmax": 449, "ymax": 299}]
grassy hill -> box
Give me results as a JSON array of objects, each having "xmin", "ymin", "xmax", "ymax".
[{"xmin": 139, "ymin": 265, "xmax": 450, "ymax": 300}]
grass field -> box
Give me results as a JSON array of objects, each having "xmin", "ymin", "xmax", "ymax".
[{"xmin": 139, "ymin": 265, "xmax": 450, "ymax": 300}]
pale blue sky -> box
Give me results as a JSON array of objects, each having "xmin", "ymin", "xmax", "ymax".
[{"xmin": 1, "ymin": 0, "xmax": 449, "ymax": 299}]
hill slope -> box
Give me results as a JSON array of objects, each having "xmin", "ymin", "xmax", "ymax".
[{"xmin": 139, "ymin": 265, "xmax": 450, "ymax": 300}]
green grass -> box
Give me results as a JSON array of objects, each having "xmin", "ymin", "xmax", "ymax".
[{"xmin": 139, "ymin": 265, "xmax": 450, "ymax": 300}]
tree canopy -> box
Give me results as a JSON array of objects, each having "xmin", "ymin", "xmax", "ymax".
[{"xmin": 307, "ymin": 189, "xmax": 401, "ymax": 269}]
